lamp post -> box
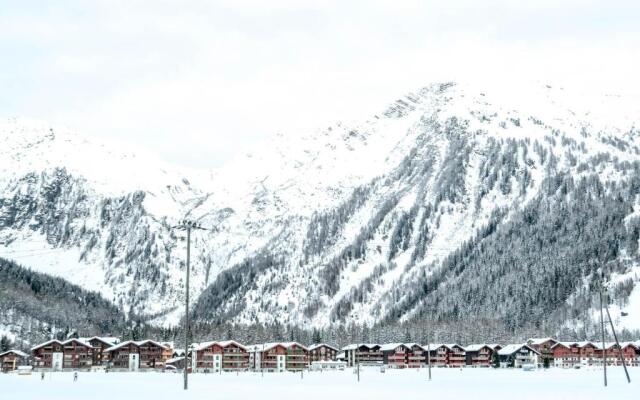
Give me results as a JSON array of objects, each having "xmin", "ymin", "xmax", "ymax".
[{"xmin": 173, "ymin": 219, "xmax": 208, "ymax": 390}]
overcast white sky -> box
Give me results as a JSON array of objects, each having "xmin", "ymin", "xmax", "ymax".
[{"xmin": 1, "ymin": 0, "xmax": 639, "ymax": 169}]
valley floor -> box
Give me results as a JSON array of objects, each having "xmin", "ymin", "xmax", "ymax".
[{"xmin": 1, "ymin": 367, "xmax": 638, "ymax": 400}]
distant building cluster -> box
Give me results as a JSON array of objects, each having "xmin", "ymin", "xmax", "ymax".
[{"xmin": 1, "ymin": 337, "xmax": 640, "ymax": 373}]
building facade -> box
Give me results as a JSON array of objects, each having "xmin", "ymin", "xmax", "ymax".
[
  {"xmin": 192, "ymin": 340, "xmax": 249, "ymax": 372},
  {"xmin": 105, "ymin": 340, "xmax": 169, "ymax": 371},
  {"xmin": 0, "ymin": 350, "xmax": 28, "ymax": 372},
  {"xmin": 308, "ymin": 344, "xmax": 338, "ymax": 363}
]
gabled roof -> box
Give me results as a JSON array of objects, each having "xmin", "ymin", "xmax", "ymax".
[
  {"xmin": 527, "ymin": 338, "xmax": 557, "ymax": 346},
  {"xmin": 424, "ymin": 343, "xmax": 463, "ymax": 351},
  {"xmin": 104, "ymin": 339, "xmax": 169, "ymax": 353},
  {"xmin": 247, "ymin": 342, "xmax": 308, "ymax": 352},
  {"xmin": 31, "ymin": 339, "xmax": 62, "ymax": 351},
  {"xmin": 308, "ymin": 343, "xmax": 339, "ymax": 352},
  {"xmin": 0, "ymin": 349, "xmax": 29, "ymax": 358},
  {"xmin": 380, "ymin": 343, "xmax": 407, "ymax": 351},
  {"xmin": 192, "ymin": 340, "xmax": 247, "ymax": 351},
  {"xmin": 31, "ymin": 338, "xmax": 93, "ymax": 351},
  {"xmin": 551, "ymin": 341, "xmax": 579, "ymax": 349},
  {"xmin": 498, "ymin": 344, "xmax": 540, "ymax": 356},
  {"xmin": 85, "ymin": 336, "xmax": 120, "ymax": 346},
  {"xmin": 464, "ymin": 344, "xmax": 494, "ymax": 352},
  {"xmin": 341, "ymin": 343, "xmax": 380, "ymax": 351}
]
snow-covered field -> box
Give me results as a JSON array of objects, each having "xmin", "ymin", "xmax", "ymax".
[{"xmin": 1, "ymin": 367, "xmax": 637, "ymax": 400}]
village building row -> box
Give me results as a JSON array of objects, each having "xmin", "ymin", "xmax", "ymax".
[{"xmin": 6, "ymin": 337, "xmax": 640, "ymax": 372}]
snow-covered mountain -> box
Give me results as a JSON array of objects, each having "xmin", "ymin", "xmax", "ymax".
[{"xmin": 2, "ymin": 82, "xmax": 640, "ymax": 336}]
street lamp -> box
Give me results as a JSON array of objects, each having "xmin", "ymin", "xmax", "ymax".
[{"xmin": 172, "ymin": 219, "xmax": 209, "ymax": 390}]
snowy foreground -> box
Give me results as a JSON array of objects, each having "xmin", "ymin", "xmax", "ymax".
[{"xmin": 1, "ymin": 367, "xmax": 638, "ymax": 400}]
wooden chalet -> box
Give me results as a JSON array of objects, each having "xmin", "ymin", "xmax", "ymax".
[
  {"xmin": 527, "ymin": 338, "xmax": 558, "ymax": 366},
  {"xmin": 599, "ymin": 342, "xmax": 639, "ymax": 367},
  {"xmin": 553, "ymin": 341, "xmax": 640, "ymax": 368},
  {"xmin": 192, "ymin": 340, "xmax": 249, "ymax": 372},
  {"xmin": 308, "ymin": 343, "xmax": 338, "ymax": 362},
  {"xmin": 464, "ymin": 344, "xmax": 501, "ymax": 367},
  {"xmin": 380, "ymin": 343, "xmax": 426, "ymax": 368},
  {"xmin": 342, "ymin": 344, "xmax": 383, "ymax": 367},
  {"xmin": 248, "ymin": 342, "xmax": 309, "ymax": 372},
  {"xmin": 551, "ymin": 342, "xmax": 581, "ymax": 368},
  {"xmin": 104, "ymin": 340, "xmax": 169, "ymax": 371},
  {"xmin": 497, "ymin": 344, "xmax": 539, "ymax": 368},
  {"xmin": 81, "ymin": 336, "xmax": 120, "ymax": 366},
  {"xmin": 0, "ymin": 349, "xmax": 29, "ymax": 372},
  {"xmin": 426, "ymin": 344, "xmax": 466, "ymax": 367},
  {"xmin": 31, "ymin": 339, "xmax": 94, "ymax": 371}
]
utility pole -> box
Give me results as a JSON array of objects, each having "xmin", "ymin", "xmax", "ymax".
[
  {"xmin": 172, "ymin": 219, "xmax": 208, "ymax": 391},
  {"xmin": 599, "ymin": 287, "xmax": 607, "ymax": 387},
  {"xmin": 427, "ymin": 341, "xmax": 431, "ymax": 381},
  {"xmin": 603, "ymin": 291, "xmax": 631, "ymax": 383},
  {"xmin": 185, "ymin": 225, "xmax": 191, "ymax": 391},
  {"xmin": 356, "ymin": 347, "xmax": 360, "ymax": 382}
]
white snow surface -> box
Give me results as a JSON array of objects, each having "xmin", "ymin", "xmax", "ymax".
[{"xmin": 1, "ymin": 368, "xmax": 638, "ymax": 400}]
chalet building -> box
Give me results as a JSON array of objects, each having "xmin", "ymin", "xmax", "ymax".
[
  {"xmin": 32, "ymin": 339, "xmax": 94, "ymax": 371},
  {"xmin": 551, "ymin": 342, "xmax": 581, "ymax": 368},
  {"xmin": 308, "ymin": 343, "xmax": 338, "ymax": 363},
  {"xmin": 406, "ymin": 343, "xmax": 427, "ymax": 367},
  {"xmin": 192, "ymin": 340, "xmax": 249, "ymax": 372},
  {"xmin": 599, "ymin": 342, "xmax": 640, "ymax": 367},
  {"xmin": 464, "ymin": 344, "xmax": 500, "ymax": 367},
  {"xmin": 527, "ymin": 338, "xmax": 558, "ymax": 366},
  {"xmin": 0, "ymin": 350, "xmax": 29, "ymax": 372},
  {"xmin": 620, "ymin": 342, "xmax": 640, "ymax": 367},
  {"xmin": 104, "ymin": 340, "xmax": 169, "ymax": 371},
  {"xmin": 81, "ymin": 336, "xmax": 120, "ymax": 366},
  {"xmin": 426, "ymin": 344, "xmax": 466, "ymax": 367},
  {"xmin": 248, "ymin": 342, "xmax": 309, "ymax": 372},
  {"xmin": 380, "ymin": 343, "xmax": 426, "ymax": 368},
  {"xmin": 342, "ymin": 344, "xmax": 383, "ymax": 367},
  {"xmin": 381, "ymin": 343, "xmax": 410, "ymax": 368},
  {"xmin": 498, "ymin": 344, "xmax": 539, "ymax": 368}
]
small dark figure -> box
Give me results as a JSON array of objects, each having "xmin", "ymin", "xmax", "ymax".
[
  {"xmin": 41, "ymin": 372, "xmax": 45, "ymax": 380},
  {"xmin": 73, "ymin": 371, "xmax": 78, "ymax": 382}
]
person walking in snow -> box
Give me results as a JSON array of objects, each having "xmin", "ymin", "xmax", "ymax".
[
  {"xmin": 73, "ymin": 371, "xmax": 78, "ymax": 382},
  {"xmin": 40, "ymin": 371, "xmax": 45, "ymax": 380}
]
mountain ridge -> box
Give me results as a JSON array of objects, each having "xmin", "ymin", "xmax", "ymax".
[{"xmin": 1, "ymin": 82, "xmax": 640, "ymax": 338}]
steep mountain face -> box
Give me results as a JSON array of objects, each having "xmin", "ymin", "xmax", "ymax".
[
  {"xmin": 0, "ymin": 257, "xmax": 127, "ymax": 344},
  {"xmin": 2, "ymin": 83, "xmax": 640, "ymax": 337}
]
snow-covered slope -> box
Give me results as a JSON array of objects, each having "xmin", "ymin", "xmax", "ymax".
[{"xmin": 2, "ymin": 82, "xmax": 640, "ymax": 334}]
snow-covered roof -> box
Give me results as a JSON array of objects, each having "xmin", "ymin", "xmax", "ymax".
[
  {"xmin": 424, "ymin": 343, "xmax": 462, "ymax": 351},
  {"xmin": 341, "ymin": 343, "xmax": 380, "ymax": 351},
  {"xmin": 0, "ymin": 349, "xmax": 29, "ymax": 358},
  {"xmin": 380, "ymin": 343, "xmax": 406, "ymax": 351},
  {"xmin": 308, "ymin": 343, "xmax": 338, "ymax": 352},
  {"xmin": 31, "ymin": 338, "xmax": 93, "ymax": 351},
  {"xmin": 165, "ymin": 356, "xmax": 185, "ymax": 364},
  {"xmin": 335, "ymin": 351, "xmax": 346, "ymax": 359},
  {"xmin": 31, "ymin": 339, "xmax": 62, "ymax": 351},
  {"xmin": 246, "ymin": 342, "xmax": 308, "ymax": 352},
  {"xmin": 464, "ymin": 344, "xmax": 493, "ymax": 352},
  {"xmin": 551, "ymin": 341, "xmax": 579, "ymax": 349},
  {"xmin": 79, "ymin": 336, "xmax": 120, "ymax": 346},
  {"xmin": 192, "ymin": 340, "xmax": 247, "ymax": 351},
  {"xmin": 104, "ymin": 339, "xmax": 169, "ymax": 352},
  {"xmin": 527, "ymin": 338, "xmax": 556, "ymax": 346},
  {"xmin": 498, "ymin": 344, "xmax": 539, "ymax": 356}
]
